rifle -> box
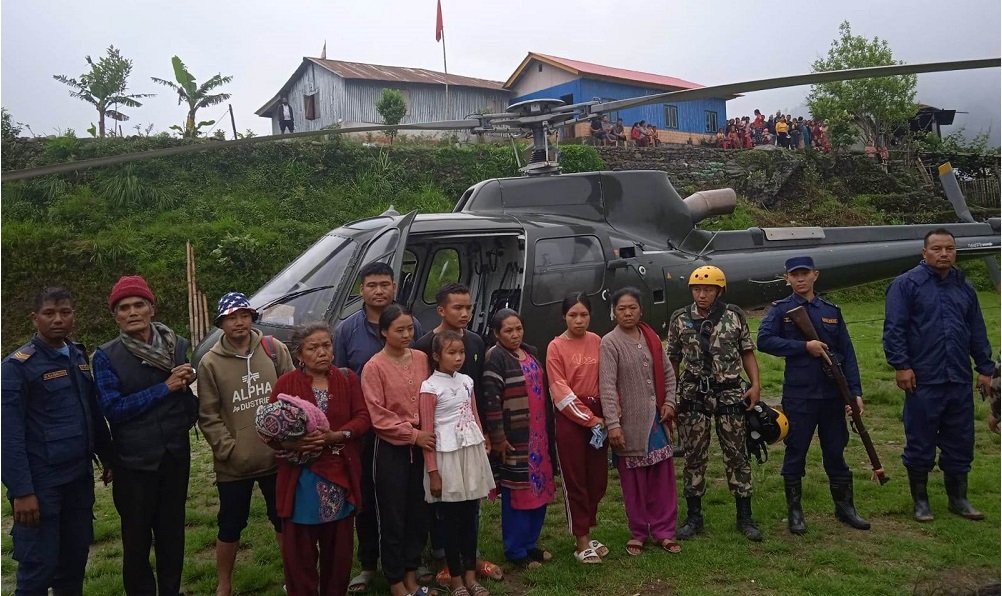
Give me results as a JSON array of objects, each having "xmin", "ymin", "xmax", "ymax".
[{"xmin": 786, "ymin": 306, "xmax": 889, "ymax": 485}]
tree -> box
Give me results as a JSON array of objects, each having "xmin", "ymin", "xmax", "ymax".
[
  {"xmin": 807, "ymin": 21, "xmax": 917, "ymax": 151},
  {"xmin": 53, "ymin": 46, "xmax": 153, "ymax": 138},
  {"xmin": 376, "ymin": 89, "xmax": 407, "ymax": 144},
  {"xmin": 152, "ymin": 56, "xmax": 233, "ymax": 138}
]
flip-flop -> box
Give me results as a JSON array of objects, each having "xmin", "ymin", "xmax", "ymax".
[
  {"xmin": 476, "ymin": 559, "xmax": 503, "ymax": 581},
  {"xmin": 451, "ymin": 588, "xmax": 471, "ymax": 596},
  {"xmin": 660, "ymin": 538, "xmax": 682, "ymax": 554},
  {"xmin": 588, "ymin": 540, "xmax": 610, "ymax": 558},
  {"xmin": 348, "ymin": 572, "xmax": 373, "ymax": 593},
  {"xmin": 574, "ymin": 547, "xmax": 602, "ymax": 564},
  {"xmin": 625, "ymin": 540, "xmax": 644, "ymax": 556}
]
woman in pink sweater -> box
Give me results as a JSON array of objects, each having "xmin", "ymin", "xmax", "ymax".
[
  {"xmin": 361, "ymin": 305, "xmax": 434, "ymax": 596},
  {"xmin": 545, "ymin": 294, "xmax": 609, "ymax": 564}
]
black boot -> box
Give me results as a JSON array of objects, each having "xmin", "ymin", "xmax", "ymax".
[
  {"xmin": 944, "ymin": 473, "xmax": 985, "ymax": 520},
  {"xmin": 677, "ymin": 496, "xmax": 704, "ymax": 539},
  {"xmin": 784, "ymin": 476, "xmax": 807, "ymax": 535},
  {"xmin": 907, "ymin": 468, "xmax": 934, "ymax": 522},
  {"xmin": 735, "ymin": 496, "xmax": 763, "ymax": 542},
  {"xmin": 829, "ymin": 477, "xmax": 870, "ymax": 530}
]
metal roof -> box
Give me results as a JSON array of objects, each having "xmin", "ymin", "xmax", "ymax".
[
  {"xmin": 505, "ymin": 52, "xmax": 706, "ymax": 91},
  {"xmin": 311, "ymin": 58, "xmax": 505, "ymax": 90}
]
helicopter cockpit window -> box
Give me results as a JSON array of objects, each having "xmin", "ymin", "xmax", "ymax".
[
  {"xmin": 531, "ymin": 235, "xmax": 605, "ymax": 306},
  {"xmin": 423, "ymin": 248, "xmax": 461, "ymax": 304},
  {"xmin": 339, "ymin": 228, "xmax": 402, "ymax": 320},
  {"xmin": 251, "ymin": 234, "xmax": 356, "ymax": 326}
]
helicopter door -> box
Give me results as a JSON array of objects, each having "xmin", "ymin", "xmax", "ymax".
[{"xmin": 332, "ymin": 211, "xmax": 417, "ymax": 322}]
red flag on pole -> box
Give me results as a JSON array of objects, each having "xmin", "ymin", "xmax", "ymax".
[{"xmin": 435, "ymin": 0, "xmax": 444, "ymax": 41}]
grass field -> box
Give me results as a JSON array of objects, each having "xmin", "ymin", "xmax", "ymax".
[{"xmin": 3, "ymin": 294, "xmax": 999, "ymax": 595}]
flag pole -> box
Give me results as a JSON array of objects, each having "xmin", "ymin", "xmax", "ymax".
[{"xmin": 442, "ymin": 31, "xmax": 449, "ymax": 118}]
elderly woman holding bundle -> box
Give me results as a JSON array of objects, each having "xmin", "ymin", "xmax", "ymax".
[
  {"xmin": 599, "ymin": 288, "xmax": 680, "ymax": 556},
  {"xmin": 259, "ymin": 321, "xmax": 370, "ymax": 596}
]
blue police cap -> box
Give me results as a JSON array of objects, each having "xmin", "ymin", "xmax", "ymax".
[{"xmin": 785, "ymin": 256, "xmax": 815, "ymax": 272}]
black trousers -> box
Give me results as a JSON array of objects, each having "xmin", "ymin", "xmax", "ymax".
[
  {"xmin": 356, "ymin": 431, "xmax": 380, "ymax": 569},
  {"xmin": 373, "ymin": 438, "xmax": 428, "ymax": 585},
  {"xmin": 439, "ymin": 500, "xmax": 480, "ymax": 578},
  {"xmin": 112, "ymin": 453, "xmax": 190, "ymax": 596}
]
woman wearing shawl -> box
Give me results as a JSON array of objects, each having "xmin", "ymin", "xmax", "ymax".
[
  {"xmin": 262, "ymin": 321, "xmax": 370, "ymax": 595},
  {"xmin": 599, "ymin": 287, "xmax": 680, "ymax": 556},
  {"xmin": 482, "ymin": 309, "xmax": 556, "ymax": 569}
]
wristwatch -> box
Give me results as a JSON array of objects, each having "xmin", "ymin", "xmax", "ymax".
[{"xmin": 342, "ymin": 430, "xmax": 352, "ymax": 441}]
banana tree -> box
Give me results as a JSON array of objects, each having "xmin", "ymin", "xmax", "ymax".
[
  {"xmin": 53, "ymin": 46, "xmax": 153, "ymax": 138},
  {"xmin": 152, "ymin": 56, "xmax": 232, "ymax": 138}
]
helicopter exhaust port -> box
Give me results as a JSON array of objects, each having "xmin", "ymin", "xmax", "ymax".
[{"xmin": 683, "ymin": 189, "xmax": 737, "ymax": 224}]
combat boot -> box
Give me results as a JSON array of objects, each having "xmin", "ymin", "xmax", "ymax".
[
  {"xmin": 677, "ymin": 496, "xmax": 704, "ymax": 539},
  {"xmin": 907, "ymin": 468, "xmax": 934, "ymax": 522},
  {"xmin": 944, "ymin": 473, "xmax": 985, "ymax": 520},
  {"xmin": 784, "ymin": 476, "xmax": 807, "ymax": 535},
  {"xmin": 829, "ymin": 476, "xmax": 870, "ymax": 530},
  {"xmin": 735, "ymin": 496, "xmax": 763, "ymax": 542}
]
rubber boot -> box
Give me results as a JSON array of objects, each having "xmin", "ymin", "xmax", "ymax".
[
  {"xmin": 784, "ymin": 476, "xmax": 807, "ymax": 535},
  {"xmin": 735, "ymin": 496, "xmax": 763, "ymax": 542},
  {"xmin": 907, "ymin": 468, "xmax": 934, "ymax": 522},
  {"xmin": 829, "ymin": 477, "xmax": 870, "ymax": 530},
  {"xmin": 677, "ymin": 496, "xmax": 704, "ymax": 540},
  {"xmin": 944, "ymin": 473, "xmax": 985, "ymax": 520}
]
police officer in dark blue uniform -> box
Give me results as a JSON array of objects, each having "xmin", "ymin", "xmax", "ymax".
[
  {"xmin": 1, "ymin": 287, "xmax": 112, "ymax": 596},
  {"xmin": 757, "ymin": 256, "xmax": 870, "ymax": 535}
]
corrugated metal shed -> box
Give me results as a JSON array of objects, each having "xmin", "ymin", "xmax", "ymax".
[{"xmin": 257, "ymin": 57, "xmax": 505, "ymax": 117}]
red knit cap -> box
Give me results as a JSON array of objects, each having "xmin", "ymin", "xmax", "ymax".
[{"xmin": 108, "ymin": 275, "xmax": 156, "ymax": 309}]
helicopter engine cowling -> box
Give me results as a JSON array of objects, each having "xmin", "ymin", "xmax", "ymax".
[{"xmin": 683, "ymin": 189, "xmax": 737, "ymax": 224}]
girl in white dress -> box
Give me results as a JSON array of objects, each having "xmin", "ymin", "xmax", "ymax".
[{"xmin": 419, "ymin": 330, "xmax": 496, "ymax": 596}]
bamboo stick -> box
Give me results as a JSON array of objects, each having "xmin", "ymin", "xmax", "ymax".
[{"xmin": 186, "ymin": 241, "xmax": 196, "ymax": 341}]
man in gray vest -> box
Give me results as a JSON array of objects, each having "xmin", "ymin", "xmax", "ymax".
[{"xmin": 92, "ymin": 275, "xmax": 197, "ymax": 596}]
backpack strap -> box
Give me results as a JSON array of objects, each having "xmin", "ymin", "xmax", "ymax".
[{"xmin": 260, "ymin": 335, "xmax": 280, "ymax": 376}]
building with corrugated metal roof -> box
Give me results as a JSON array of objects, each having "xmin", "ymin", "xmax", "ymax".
[
  {"xmin": 506, "ymin": 52, "xmax": 731, "ymax": 144},
  {"xmin": 256, "ymin": 57, "xmax": 510, "ymax": 135}
]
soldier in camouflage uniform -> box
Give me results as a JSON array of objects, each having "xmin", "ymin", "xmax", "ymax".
[{"xmin": 667, "ymin": 266, "xmax": 764, "ymax": 542}]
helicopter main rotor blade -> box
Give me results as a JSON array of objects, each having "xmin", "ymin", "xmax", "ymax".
[
  {"xmin": 592, "ymin": 58, "xmax": 1001, "ymax": 114},
  {"xmin": 0, "ymin": 119, "xmax": 481, "ymax": 182}
]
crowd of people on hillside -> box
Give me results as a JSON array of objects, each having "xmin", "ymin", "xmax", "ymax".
[
  {"xmin": 590, "ymin": 115, "xmax": 662, "ymax": 147},
  {"xmin": 717, "ymin": 109, "xmax": 832, "ymax": 152}
]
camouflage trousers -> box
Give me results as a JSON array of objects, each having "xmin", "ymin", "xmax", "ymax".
[{"xmin": 676, "ymin": 384, "xmax": 752, "ymax": 498}]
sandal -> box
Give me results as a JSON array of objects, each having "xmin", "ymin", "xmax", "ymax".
[
  {"xmin": 574, "ymin": 547, "xmax": 602, "ymax": 564},
  {"xmin": 476, "ymin": 559, "xmax": 503, "ymax": 581},
  {"xmin": 588, "ymin": 540, "xmax": 610, "ymax": 558},
  {"xmin": 527, "ymin": 547, "xmax": 552, "ymax": 562},
  {"xmin": 510, "ymin": 557, "xmax": 542, "ymax": 570},
  {"xmin": 348, "ymin": 572, "xmax": 374, "ymax": 593},
  {"xmin": 625, "ymin": 540, "xmax": 644, "ymax": 556},
  {"xmin": 660, "ymin": 538, "xmax": 682, "ymax": 554},
  {"xmin": 468, "ymin": 582, "xmax": 490, "ymax": 596},
  {"xmin": 451, "ymin": 588, "xmax": 471, "ymax": 596}
]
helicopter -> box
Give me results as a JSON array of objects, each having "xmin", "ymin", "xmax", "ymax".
[{"xmin": 3, "ymin": 59, "xmax": 999, "ymax": 360}]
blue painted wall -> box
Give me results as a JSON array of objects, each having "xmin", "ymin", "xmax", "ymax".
[{"xmin": 512, "ymin": 77, "xmax": 726, "ymax": 134}]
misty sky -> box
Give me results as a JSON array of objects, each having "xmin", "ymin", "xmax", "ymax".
[{"xmin": 2, "ymin": 0, "xmax": 999, "ymax": 144}]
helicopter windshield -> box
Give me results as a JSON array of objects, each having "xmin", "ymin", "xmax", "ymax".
[{"xmin": 250, "ymin": 234, "xmax": 357, "ymax": 326}]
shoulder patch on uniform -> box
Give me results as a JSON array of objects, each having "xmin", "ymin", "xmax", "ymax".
[
  {"xmin": 11, "ymin": 344, "xmax": 35, "ymax": 361},
  {"xmin": 43, "ymin": 369, "xmax": 69, "ymax": 380}
]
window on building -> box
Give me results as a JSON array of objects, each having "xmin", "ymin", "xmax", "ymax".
[
  {"xmin": 664, "ymin": 105, "xmax": 679, "ymax": 129},
  {"xmin": 304, "ymin": 93, "xmax": 317, "ymax": 120},
  {"xmin": 705, "ymin": 110, "xmax": 718, "ymax": 133},
  {"xmin": 537, "ymin": 63, "xmax": 543, "ymax": 73},
  {"xmin": 531, "ymin": 236, "xmax": 605, "ymax": 306}
]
